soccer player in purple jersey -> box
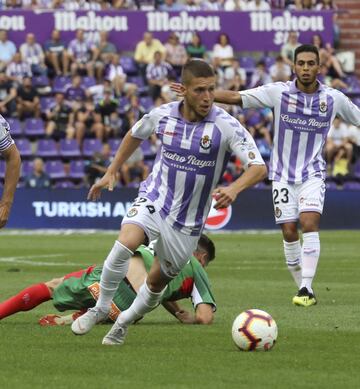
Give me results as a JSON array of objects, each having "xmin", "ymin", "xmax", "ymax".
[
  {"xmin": 196, "ymin": 45, "xmax": 360, "ymax": 306},
  {"xmin": 0, "ymin": 115, "xmax": 21, "ymax": 229},
  {"xmin": 71, "ymin": 59, "xmax": 267, "ymax": 345}
]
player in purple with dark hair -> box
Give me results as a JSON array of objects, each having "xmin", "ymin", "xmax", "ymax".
[{"xmin": 71, "ymin": 59, "xmax": 267, "ymax": 345}]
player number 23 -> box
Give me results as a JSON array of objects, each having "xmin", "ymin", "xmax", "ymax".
[{"xmin": 273, "ymin": 188, "xmax": 289, "ymax": 204}]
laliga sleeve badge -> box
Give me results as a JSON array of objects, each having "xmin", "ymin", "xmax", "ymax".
[
  {"xmin": 248, "ymin": 151, "xmax": 255, "ymax": 160},
  {"xmin": 200, "ymin": 135, "xmax": 212, "ymax": 150},
  {"xmin": 275, "ymin": 207, "xmax": 282, "ymax": 218},
  {"xmin": 127, "ymin": 208, "xmax": 138, "ymax": 218}
]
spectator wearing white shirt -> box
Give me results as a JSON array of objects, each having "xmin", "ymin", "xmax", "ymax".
[
  {"xmin": 164, "ymin": 33, "xmax": 187, "ymax": 77},
  {"xmin": 212, "ymin": 33, "xmax": 234, "ymax": 69},
  {"xmin": 269, "ymin": 55, "xmax": 292, "ymax": 82},
  {"xmin": 5, "ymin": 52, "xmax": 32, "ymax": 87},
  {"xmin": 19, "ymin": 33, "xmax": 47, "ymax": 76},
  {"xmin": 68, "ymin": 29, "xmax": 98, "ymax": 78},
  {"xmin": 0, "ymin": 30, "xmax": 16, "ymax": 72},
  {"xmin": 243, "ymin": 0, "xmax": 271, "ymax": 10},
  {"xmin": 224, "ymin": 58, "xmax": 247, "ymax": 90},
  {"xmin": 106, "ymin": 53, "xmax": 137, "ymax": 97},
  {"xmin": 326, "ymin": 117, "xmax": 353, "ymax": 166}
]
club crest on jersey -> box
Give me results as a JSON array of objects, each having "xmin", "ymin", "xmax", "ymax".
[
  {"xmin": 275, "ymin": 207, "xmax": 282, "ymax": 218},
  {"xmin": 200, "ymin": 135, "xmax": 212, "ymax": 150},
  {"xmin": 319, "ymin": 101, "xmax": 327, "ymax": 113},
  {"xmin": 248, "ymin": 152, "xmax": 255, "ymax": 160},
  {"xmin": 127, "ymin": 208, "xmax": 138, "ymax": 218}
]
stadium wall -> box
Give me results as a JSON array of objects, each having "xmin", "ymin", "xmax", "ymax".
[{"xmin": 4, "ymin": 188, "xmax": 360, "ymax": 230}]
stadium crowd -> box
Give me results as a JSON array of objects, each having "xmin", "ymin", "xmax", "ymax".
[{"xmin": 0, "ymin": 0, "xmax": 359, "ymax": 189}]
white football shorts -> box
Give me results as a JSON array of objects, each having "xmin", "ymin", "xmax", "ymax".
[
  {"xmin": 122, "ymin": 196, "xmax": 198, "ymax": 278},
  {"xmin": 271, "ymin": 178, "xmax": 326, "ymax": 224}
]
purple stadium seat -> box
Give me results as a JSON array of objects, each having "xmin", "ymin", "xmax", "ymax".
[
  {"xmin": 120, "ymin": 56, "xmax": 138, "ymax": 75},
  {"xmin": 353, "ymin": 160, "xmax": 360, "ymax": 178},
  {"xmin": 82, "ymin": 76, "xmax": 96, "ymax": 89},
  {"xmin": 54, "ymin": 180, "xmax": 76, "ymax": 188},
  {"xmin": 343, "ymin": 181, "xmax": 360, "ymax": 190},
  {"xmin": 140, "ymin": 139, "xmax": 155, "ymax": 159},
  {"xmin": 53, "ymin": 76, "xmax": 71, "ymax": 93},
  {"xmin": 0, "ymin": 160, "xmax": 5, "ymax": 178},
  {"xmin": 82, "ymin": 139, "xmax": 102, "ymax": 157},
  {"xmin": 24, "ymin": 118, "xmax": 45, "ymax": 137},
  {"xmin": 108, "ymin": 138, "xmax": 122, "ymax": 155},
  {"xmin": 45, "ymin": 160, "xmax": 66, "ymax": 179},
  {"xmin": 16, "ymin": 138, "xmax": 32, "ymax": 157},
  {"xmin": 263, "ymin": 56, "xmax": 276, "ymax": 69},
  {"xmin": 6, "ymin": 118, "xmax": 22, "ymax": 137},
  {"xmin": 118, "ymin": 96, "xmax": 130, "ymax": 114},
  {"xmin": 59, "ymin": 139, "xmax": 81, "ymax": 158},
  {"xmin": 69, "ymin": 160, "xmax": 85, "ymax": 179},
  {"xmin": 139, "ymin": 96, "xmax": 154, "ymax": 111},
  {"xmin": 21, "ymin": 160, "xmax": 34, "ymax": 178},
  {"xmin": 32, "ymin": 75, "xmax": 50, "ymax": 87},
  {"xmin": 37, "ymin": 139, "xmax": 59, "ymax": 158},
  {"xmin": 325, "ymin": 181, "xmax": 338, "ymax": 190},
  {"xmin": 127, "ymin": 76, "xmax": 145, "ymax": 88},
  {"xmin": 239, "ymin": 56, "xmax": 256, "ymax": 73},
  {"xmin": 40, "ymin": 97, "xmax": 55, "ymax": 113}
]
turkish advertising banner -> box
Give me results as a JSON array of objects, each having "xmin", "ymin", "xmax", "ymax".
[
  {"xmin": 1, "ymin": 10, "xmax": 334, "ymax": 51},
  {"xmin": 4, "ymin": 188, "xmax": 360, "ymax": 230}
]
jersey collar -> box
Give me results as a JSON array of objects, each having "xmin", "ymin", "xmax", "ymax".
[{"xmin": 289, "ymin": 79, "xmax": 325, "ymax": 94}]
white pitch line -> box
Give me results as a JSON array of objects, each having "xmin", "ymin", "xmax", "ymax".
[{"xmin": 0, "ymin": 254, "xmax": 84, "ymax": 267}]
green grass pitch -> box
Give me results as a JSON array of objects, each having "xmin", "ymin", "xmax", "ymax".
[{"xmin": 1, "ymin": 231, "xmax": 360, "ymax": 389}]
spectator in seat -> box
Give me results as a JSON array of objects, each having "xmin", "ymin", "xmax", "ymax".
[
  {"xmin": 134, "ymin": 32, "xmax": 166, "ymax": 83},
  {"xmin": 120, "ymin": 147, "xmax": 149, "ymax": 187},
  {"xmin": 0, "ymin": 30, "xmax": 16, "ymax": 73},
  {"xmin": 184, "ymin": 0, "xmax": 201, "ymax": 11},
  {"xmin": 121, "ymin": 95, "xmax": 146, "ymax": 136},
  {"xmin": 164, "ymin": 33, "xmax": 187, "ymax": 78},
  {"xmin": 224, "ymin": 58, "xmax": 247, "ymax": 91},
  {"xmin": 6, "ymin": 52, "xmax": 32, "ymax": 87},
  {"xmin": 325, "ymin": 117, "xmax": 353, "ymax": 169},
  {"xmin": 318, "ymin": 63, "xmax": 347, "ymax": 91},
  {"xmin": 105, "ymin": 54, "xmax": 137, "ymax": 97},
  {"xmin": 159, "ymin": 0, "xmax": 184, "ymax": 10},
  {"xmin": 44, "ymin": 30, "xmax": 70, "ymax": 76},
  {"xmin": 250, "ymin": 61, "xmax": 272, "ymax": 88},
  {"xmin": 45, "ymin": 92, "xmax": 75, "ymax": 141},
  {"xmin": 93, "ymin": 88, "xmax": 119, "ymax": 139},
  {"xmin": 0, "ymin": 72, "xmax": 17, "ymax": 117},
  {"xmin": 212, "ymin": 33, "xmax": 234, "ymax": 69},
  {"xmin": 64, "ymin": 75, "xmax": 86, "ymax": 111},
  {"xmin": 269, "ymin": 55, "xmax": 292, "ymax": 82},
  {"xmin": 85, "ymin": 143, "xmax": 113, "ymax": 187},
  {"xmin": 186, "ymin": 33, "xmax": 207, "ymax": 60},
  {"xmin": 94, "ymin": 31, "xmax": 117, "ymax": 81},
  {"xmin": 68, "ymin": 29, "xmax": 98, "ymax": 78},
  {"xmin": 19, "ymin": 33, "xmax": 47, "ymax": 76},
  {"xmin": 243, "ymin": 0, "xmax": 271, "ymax": 10},
  {"xmin": 146, "ymin": 51, "xmax": 173, "ymax": 102},
  {"xmin": 281, "ymin": 31, "xmax": 301, "ymax": 66},
  {"xmin": 25, "ymin": 158, "xmax": 51, "ymax": 189},
  {"xmin": 16, "ymin": 76, "xmax": 40, "ymax": 119},
  {"xmin": 201, "ymin": 0, "xmax": 224, "ymax": 10},
  {"xmin": 245, "ymin": 107, "xmax": 273, "ymax": 148}
]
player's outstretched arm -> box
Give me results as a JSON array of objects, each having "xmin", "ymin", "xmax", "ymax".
[
  {"xmin": 213, "ymin": 164, "xmax": 267, "ymax": 210},
  {"xmin": 88, "ymin": 131, "xmax": 142, "ymax": 201},
  {"xmin": 214, "ymin": 89, "xmax": 243, "ymax": 106},
  {"xmin": 170, "ymin": 82, "xmax": 243, "ymax": 107},
  {"xmin": 0, "ymin": 144, "xmax": 21, "ymax": 228}
]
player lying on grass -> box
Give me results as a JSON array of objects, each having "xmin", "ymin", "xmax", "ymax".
[{"xmin": 0, "ymin": 235, "xmax": 216, "ymax": 325}]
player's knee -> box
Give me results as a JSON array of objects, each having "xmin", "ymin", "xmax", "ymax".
[{"xmin": 45, "ymin": 277, "xmax": 63, "ymax": 292}]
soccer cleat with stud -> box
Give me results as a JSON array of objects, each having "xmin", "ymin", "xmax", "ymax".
[
  {"xmin": 292, "ymin": 287, "xmax": 317, "ymax": 307},
  {"xmin": 71, "ymin": 307, "xmax": 108, "ymax": 335},
  {"xmin": 102, "ymin": 322, "xmax": 128, "ymax": 346}
]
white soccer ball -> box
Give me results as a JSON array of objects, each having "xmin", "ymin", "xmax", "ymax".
[{"xmin": 231, "ymin": 309, "xmax": 278, "ymax": 351}]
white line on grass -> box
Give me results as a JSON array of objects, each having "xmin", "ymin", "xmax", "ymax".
[{"xmin": 0, "ymin": 254, "xmax": 83, "ymax": 267}]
